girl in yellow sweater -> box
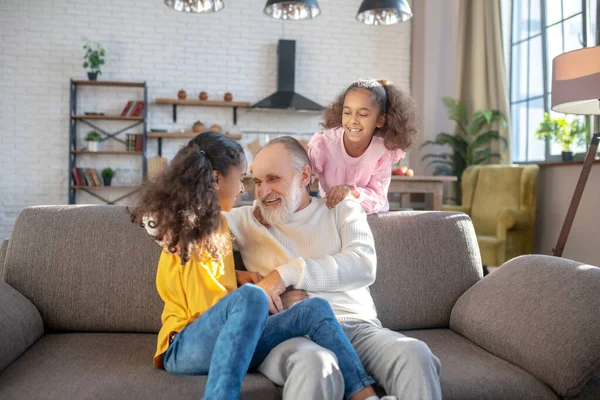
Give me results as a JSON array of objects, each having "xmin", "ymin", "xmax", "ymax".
[{"xmin": 130, "ymin": 132, "xmax": 385, "ymax": 400}]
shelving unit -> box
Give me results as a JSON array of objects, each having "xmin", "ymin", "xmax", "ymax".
[
  {"xmin": 152, "ymin": 98, "xmax": 248, "ymax": 157},
  {"xmin": 68, "ymin": 79, "xmax": 147, "ymax": 204}
]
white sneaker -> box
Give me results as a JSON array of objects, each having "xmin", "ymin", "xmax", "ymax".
[{"xmin": 380, "ymin": 396, "xmax": 398, "ymax": 400}]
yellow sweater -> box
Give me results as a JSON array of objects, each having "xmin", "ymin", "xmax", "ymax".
[{"xmin": 154, "ymin": 218, "xmax": 237, "ymax": 368}]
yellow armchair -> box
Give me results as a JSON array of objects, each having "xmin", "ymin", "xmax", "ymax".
[{"xmin": 443, "ymin": 164, "xmax": 539, "ymax": 267}]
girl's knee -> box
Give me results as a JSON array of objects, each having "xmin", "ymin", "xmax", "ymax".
[
  {"xmin": 301, "ymin": 297, "xmax": 334, "ymax": 315},
  {"xmin": 237, "ymin": 284, "xmax": 269, "ymax": 310}
]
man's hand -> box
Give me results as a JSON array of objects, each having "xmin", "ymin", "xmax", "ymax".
[
  {"xmin": 281, "ymin": 289, "xmax": 309, "ymax": 310},
  {"xmin": 253, "ymin": 206, "xmax": 271, "ymax": 228},
  {"xmin": 325, "ymin": 185, "xmax": 358, "ymax": 208},
  {"xmin": 257, "ymin": 270, "xmax": 287, "ymax": 314},
  {"xmin": 236, "ymin": 270, "xmax": 263, "ymax": 286}
]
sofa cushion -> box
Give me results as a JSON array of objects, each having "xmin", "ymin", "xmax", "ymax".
[
  {"xmin": 450, "ymin": 255, "xmax": 600, "ymax": 397},
  {"xmin": 367, "ymin": 211, "xmax": 482, "ymax": 330},
  {"xmin": 0, "ymin": 333, "xmax": 280, "ymax": 400},
  {"xmin": 0, "ymin": 281, "xmax": 43, "ymax": 372},
  {"xmin": 402, "ymin": 328, "xmax": 559, "ymax": 400},
  {"xmin": 4, "ymin": 205, "xmax": 163, "ymax": 333}
]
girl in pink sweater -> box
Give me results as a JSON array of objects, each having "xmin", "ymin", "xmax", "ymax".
[{"xmin": 309, "ymin": 79, "xmax": 419, "ymax": 214}]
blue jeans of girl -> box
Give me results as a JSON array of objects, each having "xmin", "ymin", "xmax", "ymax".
[{"xmin": 162, "ymin": 284, "xmax": 375, "ymax": 400}]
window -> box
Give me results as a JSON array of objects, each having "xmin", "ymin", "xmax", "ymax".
[{"xmin": 508, "ymin": 0, "xmax": 597, "ymax": 162}]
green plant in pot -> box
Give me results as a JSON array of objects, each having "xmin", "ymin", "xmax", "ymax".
[
  {"xmin": 83, "ymin": 38, "xmax": 106, "ymax": 80},
  {"xmin": 419, "ymin": 97, "xmax": 508, "ymax": 203},
  {"xmin": 85, "ymin": 131, "xmax": 102, "ymax": 152},
  {"xmin": 535, "ymin": 112, "xmax": 587, "ymax": 161},
  {"xmin": 101, "ymin": 167, "xmax": 115, "ymax": 186}
]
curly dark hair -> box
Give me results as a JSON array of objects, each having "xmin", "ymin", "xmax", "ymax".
[
  {"xmin": 321, "ymin": 79, "xmax": 419, "ymax": 151},
  {"xmin": 130, "ymin": 132, "xmax": 245, "ymax": 265}
]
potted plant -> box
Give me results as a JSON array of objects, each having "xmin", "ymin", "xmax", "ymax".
[
  {"xmin": 83, "ymin": 38, "xmax": 106, "ymax": 80},
  {"xmin": 419, "ymin": 97, "xmax": 508, "ymax": 203},
  {"xmin": 101, "ymin": 168, "xmax": 114, "ymax": 186},
  {"xmin": 535, "ymin": 112, "xmax": 587, "ymax": 161},
  {"xmin": 85, "ymin": 131, "xmax": 102, "ymax": 152}
]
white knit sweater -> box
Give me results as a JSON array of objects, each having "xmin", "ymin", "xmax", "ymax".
[{"xmin": 224, "ymin": 197, "xmax": 381, "ymax": 326}]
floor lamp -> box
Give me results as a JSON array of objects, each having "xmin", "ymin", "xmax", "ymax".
[{"xmin": 550, "ymin": 46, "xmax": 600, "ymax": 257}]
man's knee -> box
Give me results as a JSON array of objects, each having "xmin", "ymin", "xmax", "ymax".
[
  {"xmin": 287, "ymin": 345, "xmax": 339, "ymax": 373},
  {"xmin": 400, "ymin": 340, "xmax": 440, "ymax": 373}
]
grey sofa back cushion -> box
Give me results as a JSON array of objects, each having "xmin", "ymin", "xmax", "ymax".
[
  {"xmin": 450, "ymin": 254, "xmax": 600, "ymax": 397},
  {"xmin": 4, "ymin": 205, "xmax": 163, "ymax": 333},
  {"xmin": 367, "ymin": 211, "xmax": 482, "ymax": 330},
  {"xmin": 0, "ymin": 239, "xmax": 8, "ymax": 281}
]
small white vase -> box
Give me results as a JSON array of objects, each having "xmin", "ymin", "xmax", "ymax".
[{"xmin": 87, "ymin": 141, "xmax": 99, "ymax": 152}]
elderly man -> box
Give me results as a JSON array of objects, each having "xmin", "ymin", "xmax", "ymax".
[{"xmin": 224, "ymin": 136, "xmax": 441, "ymax": 400}]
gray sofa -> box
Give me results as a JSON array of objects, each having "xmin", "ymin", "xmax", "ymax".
[{"xmin": 0, "ymin": 205, "xmax": 599, "ymax": 399}]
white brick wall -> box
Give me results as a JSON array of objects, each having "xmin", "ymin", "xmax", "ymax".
[{"xmin": 0, "ymin": 0, "xmax": 412, "ymax": 239}]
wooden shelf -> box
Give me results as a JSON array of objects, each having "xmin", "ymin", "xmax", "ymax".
[
  {"xmin": 71, "ymin": 186, "xmax": 141, "ymax": 189},
  {"xmin": 71, "ymin": 151, "xmax": 143, "ymax": 155},
  {"xmin": 155, "ymin": 98, "xmax": 250, "ymax": 124},
  {"xmin": 72, "ymin": 80, "xmax": 145, "ymax": 87},
  {"xmin": 72, "ymin": 115, "xmax": 144, "ymax": 121},
  {"xmin": 155, "ymin": 98, "xmax": 251, "ymax": 108},
  {"xmin": 148, "ymin": 132, "xmax": 242, "ymax": 140},
  {"xmin": 147, "ymin": 132, "xmax": 199, "ymax": 139}
]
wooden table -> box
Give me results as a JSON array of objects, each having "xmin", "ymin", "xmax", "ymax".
[{"xmin": 388, "ymin": 175, "xmax": 457, "ymax": 211}]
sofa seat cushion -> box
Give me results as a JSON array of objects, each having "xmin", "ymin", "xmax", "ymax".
[
  {"xmin": 0, "ymin": 333, "xmax": 280, "ymax": 400},
  {"xmin": 401, "ymin": 329, "xmax": 559, "ymax": 400}
]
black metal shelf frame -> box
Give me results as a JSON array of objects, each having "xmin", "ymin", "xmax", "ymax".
[{"xmin": 68, "ymin": 79, "xmax": 148, "ymax": 204}]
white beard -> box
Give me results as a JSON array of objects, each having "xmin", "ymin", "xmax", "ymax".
[{"xmin": 258, "ymin": 176, "xmax": 303, "ymax": 226}]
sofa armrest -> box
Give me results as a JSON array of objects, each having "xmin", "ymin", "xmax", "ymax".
[
  {"xmin": 442, "ymin": 204, "xmax": 470, "ymax": 214},
  {"xmin": 450, "ymin": 255, "xmax": 600, "ymax": 398},
  {"xmin": 496, "ymin": 208, "xmax": 532, "ymax": 239},
  {"xmin": 0, "ymin": 281, "xmax": 44, "ymax": 372}
]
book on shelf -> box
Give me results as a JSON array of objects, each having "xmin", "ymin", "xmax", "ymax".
[
  {"xmin": 86, "ymin": 168, "xmax": 102, "ymax": 186},
  {"xmin": 72, "ymin": 167, "xmax": 83, "ymax": 186},
  {"xmin": 72, "ymin": 167, "xmax": 103, "ymax": 187},
  {"xmin": 121, "ymin": 100, "xmax": 135, "ymax": 116},
  {"xmin": 134, "ymin": 134, "xmax": 143, "ymax": 152},
  {"xmin": 126, "ymin": 134, "xmax": 143, "ymax": 152},
  {"xmin": 126, "ymin": 134, "xmax": 135, "ymax": 151},
  {"xmin": 130, "ymin": 101, "xmax": 145, "ymax": 117}
]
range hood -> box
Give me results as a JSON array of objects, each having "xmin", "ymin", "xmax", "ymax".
[{"xmin": 252, "ymin": 40, "xmax": 323, "ymax": 112}]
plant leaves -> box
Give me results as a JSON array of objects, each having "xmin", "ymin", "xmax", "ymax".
[
  {"xmin": 432, "ymin": 165, "xmax": 453, "ymax": 176},
  {"xmin": 468, "ymin": 110, "xmax": 507, "ymax": 136},
  {"xmin": 442, "ymin": 97, "xmax": 468, "ymax": 130},
  {"xmin": 421, "ymin": 153, "xmax": 453, "ymax": 162},
  {"xmin": 471, "ymin": 131, "xmax": 508, "ymax": 151}
]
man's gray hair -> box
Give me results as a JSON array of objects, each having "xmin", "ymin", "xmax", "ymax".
[{"xmin": 263, "ymin": 136, "xmax": 312, "ymax": 190}]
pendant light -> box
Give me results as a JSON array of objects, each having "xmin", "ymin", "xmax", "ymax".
[
  {"xmin": 356, "ymin": 0, "xmax": 413, "ymax": 25},
  {"xmin": 164, "ymin": 0, "xmax": 224, "ymax": 13},
  {"xmin": 264, "ymin": 0, "xmax": 321, "ymax": 20}
]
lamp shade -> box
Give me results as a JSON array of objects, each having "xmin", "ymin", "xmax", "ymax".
[
  {"xmin": 551, "ymin": 46, "xmax": 600, "ymax": 115},
  {"xmin": 264, "ymin": 0, "xmax": 321, "ymax": 20},
  {"xmin": 164, "ymin": 0, "xmax": 224, "ymax": 13},
  {"xmin": 356, "ymin": 0, "xmax": 413, "ymax": 25}
]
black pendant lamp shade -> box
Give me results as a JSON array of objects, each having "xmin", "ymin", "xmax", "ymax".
[
  {"xmin": 264, "ymin": 0, "xmax": 321, "ymax": 20},
  {"xmin": 164, "ymin": 0, "xmax": 225, "ymax": 13},
  {"xmin": 356, "ymin": 0, "xmax": 413, "ymax": 25}
]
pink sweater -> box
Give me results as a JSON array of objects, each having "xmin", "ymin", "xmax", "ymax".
[{"xmin": 308, "ymin": 127, "xmax": 405, "ymax": 214}]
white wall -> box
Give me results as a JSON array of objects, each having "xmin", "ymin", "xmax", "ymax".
[
  {"xmin": 410, "ymin": 0, "xmax": 460, "ymax": 176},
  {"xmin": 535, "ymin": 164, "xmax": 600, "ymax": 266},
  {"xmin": 0, "ymin": 0, "xmax": 412, "ymax": 239}
]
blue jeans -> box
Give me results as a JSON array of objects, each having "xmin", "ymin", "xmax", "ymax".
[{"xmin": 163, "ymin": 285, "xmax": 374, "ymax": 400}]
